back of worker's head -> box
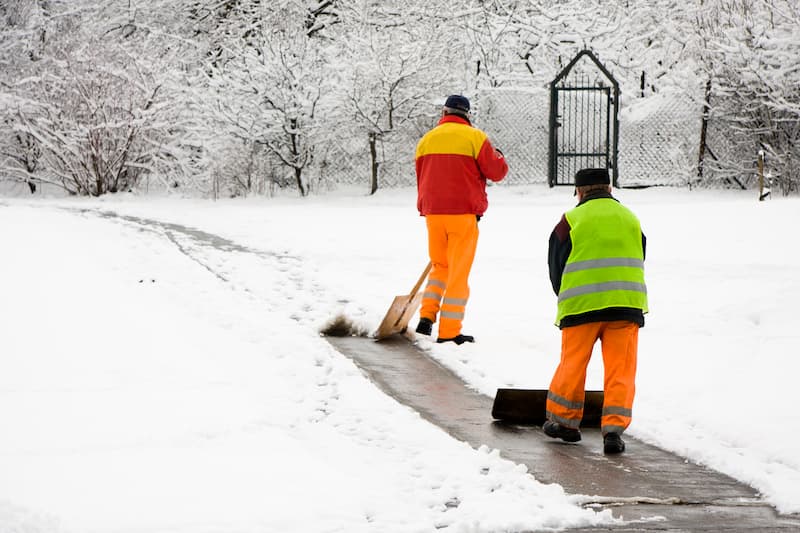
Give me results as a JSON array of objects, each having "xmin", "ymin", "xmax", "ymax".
[
  {"xmin": 574, "ymin": 168, "xmax": 611, "ymax": 198},
  {"xmin": 443, "ymin": 94, "xmax": 470, "ymax": 119}
]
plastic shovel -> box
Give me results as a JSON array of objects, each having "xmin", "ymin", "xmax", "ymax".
[{"xmin": 491, "ymin": 388, "xmax": 605, "ymax": 428}]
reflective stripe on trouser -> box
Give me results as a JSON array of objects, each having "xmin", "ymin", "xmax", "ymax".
[
  {"xmin": 546, "ymin": 320, "xmax": 638, "ymax": 434},
  {"xmin": 419, "ymin": 214, "xmax": 478, "ymax": 339}
]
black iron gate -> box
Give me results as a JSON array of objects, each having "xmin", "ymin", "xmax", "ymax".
[{"xmin": 548, "ymin": 50, "xmax": 619, "ymax": 187}]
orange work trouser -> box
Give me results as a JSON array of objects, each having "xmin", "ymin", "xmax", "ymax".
[
  {"xmin": 546, "ymin": 320, "xmax": 638, "ymax": 435},
  {"xmin": 419, "ymin": 214, "xmax": 479, "ymax": 339}
]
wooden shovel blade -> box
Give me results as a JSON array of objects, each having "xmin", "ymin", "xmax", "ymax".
[
  {"xmin": 374, "ymin": 292, "xmax": 423, "ymax": 340},
  {"xmin": 491, "ymin": 388, "xmax": 604, "ymax": 428}
]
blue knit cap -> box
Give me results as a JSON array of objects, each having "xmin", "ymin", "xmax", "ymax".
[{"xmin": 444, "ymin": 94, "xmax": 470, "ymax": 113}]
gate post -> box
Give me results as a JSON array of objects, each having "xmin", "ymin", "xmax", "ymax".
[{"xmin": 547, "ymin": 80, "xmax": 559, "ymax": 188}]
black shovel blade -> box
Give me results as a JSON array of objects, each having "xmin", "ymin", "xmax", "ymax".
[{"xmin": 491, "ymin": 388, "xmax": 604, "ymax": 428}]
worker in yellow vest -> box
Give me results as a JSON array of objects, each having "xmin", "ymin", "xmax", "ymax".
[
  {"xmin": 413, "ymin": 95, "xmax": 508, "ymax": 344},
  {"xmin": 543, "ymin": 168, "xmax": 648, "ymax": 454}
]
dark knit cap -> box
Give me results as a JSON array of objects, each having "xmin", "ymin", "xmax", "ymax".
[
  {"xmin": 444, "ymin": 94, "xmax": 470, "ymax": 113},
  {"xmin": 574, "ymin": 168, "xmax": 610, "ymax": 187}
]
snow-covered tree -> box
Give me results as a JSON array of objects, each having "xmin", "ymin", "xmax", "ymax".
[
  {"xmin": 1, "ymin": 0, "xmax": 214, "ymax": 195},
  {"xmin": 197, "ymin": 1, "xmax": 340, "ymax": 196},
  {"xmin": 701, "ymin": 0, "xmax": 800, "ymax": 194},
  {"xmin": 2, "ymin": 0, "xmax": 798, "ymax": 196},
  {"xmin": 0, "ymin": 0, "xmax": 66, "ymax": 193},
  {"xmin": 336, "ymin": 0, "xmax": 455, "ymax": 194}
]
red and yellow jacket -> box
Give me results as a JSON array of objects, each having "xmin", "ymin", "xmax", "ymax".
[{"xmin": 415, "ymin": 115, "xmax": 508, "ymax": 216}]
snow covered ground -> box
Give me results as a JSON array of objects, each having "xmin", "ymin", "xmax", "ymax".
[{"xmin": 1, "ymin": 184, "xmax": 798, "ymax": 532}]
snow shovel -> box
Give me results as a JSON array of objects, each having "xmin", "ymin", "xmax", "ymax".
[
  {"xmin": 374, "ymin": 261, "xmax": 432, "ymax": 340},
  {"xmin": 491, "ymin": 388, "xmax": 604, "ymax": 428}
]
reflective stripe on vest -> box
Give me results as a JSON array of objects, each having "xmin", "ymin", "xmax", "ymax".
[{"xmin": 556, "ymin": 198, "xmax": 648, "ymax": 324}]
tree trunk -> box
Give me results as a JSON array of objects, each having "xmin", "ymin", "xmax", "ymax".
[
  {"xmin": 294, "ymin": 166, "xmax": 306, "ymax": 196},
  {"xmin": 289, "ymin": 120, "xmax": 307, "ymax": 196},
  {"xmin": 369, "ymin": 132, "xmax": 379, "ymax": 195},
  {"xmin": 697, "ymin": 77, "xmax": 712, "ymax": 181}
]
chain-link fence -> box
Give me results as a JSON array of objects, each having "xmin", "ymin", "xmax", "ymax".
[
  {"xmin": 618, "ymin": 90, "xmax": 703, "ymax": 187},
  {"xmin": 475, "ymin": 88, "xmax": 551, "ymax": 185},
  {"xmin": 701, "ymin": 99, "xmax": 800, "ymax": 195},
  {"xmin": 314, "ymin": 85, "xmax": 706, "ymax": 192},
  {"xmin": 209, "ymin": 84, "xmax": 795, "ymax": 197},
  {"xmin": 311, "ymin": 129, "xmax": 412, "ymax": 191},
  {"xmin": 479, "ymin": 86, "xmax": 706, "ymax": 189}
]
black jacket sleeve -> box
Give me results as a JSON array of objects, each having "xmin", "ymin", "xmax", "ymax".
[
  {"xmin": 548, "ymin": 214, "xmax": 572, "ymax": 295},
  {"xmin": 642, "ymin": 233, "xmax": 647, "ymax": 261}
]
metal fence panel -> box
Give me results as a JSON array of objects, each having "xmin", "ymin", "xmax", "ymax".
[{"xmin": 314, "ymin": 87, "xmax": 702, "ymax": 191}]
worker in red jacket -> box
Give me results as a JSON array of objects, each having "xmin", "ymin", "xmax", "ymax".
[{"xmin": 413, "ymin": 95, "xmax": 508, "ymax": 344}]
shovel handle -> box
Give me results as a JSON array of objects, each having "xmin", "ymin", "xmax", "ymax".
[{"xmin": 409, "ymin": 261, "xmax": 432, "ymax": 298}]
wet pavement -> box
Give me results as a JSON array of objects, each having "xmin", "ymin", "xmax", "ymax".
[{"xmin": 326, "ymin": 334, "xmax": 800, "ymax": 532}]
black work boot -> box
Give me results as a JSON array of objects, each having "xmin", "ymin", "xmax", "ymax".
[
  {"xmin": 542, "ymin": 420, "xmax": 582, "ymax": 442},
  {"xmin": 436, "ymin": 334, "xmax": 474, "ymax": 345},
  {"xmin": 415, "ymin": 318, "xmax": 433, "ymax": 336},
  {"xmin": 603, "ymin": 432, "xmax": 626, "ymax": 454}
]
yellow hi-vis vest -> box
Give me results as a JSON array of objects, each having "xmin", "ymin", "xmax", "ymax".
[{"xmin": 556, "ymin": 198, "xmax": 648, "ymax": 324}]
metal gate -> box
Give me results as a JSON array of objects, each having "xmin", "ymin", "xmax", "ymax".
[{"xmin": 548, "ymin": 50, "xmax": 619, "ymax": 187}]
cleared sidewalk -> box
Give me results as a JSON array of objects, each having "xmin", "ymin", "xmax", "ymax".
[{"xmin": 327, "ymin": 334, "xmax": 800, "ymax": 532}]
